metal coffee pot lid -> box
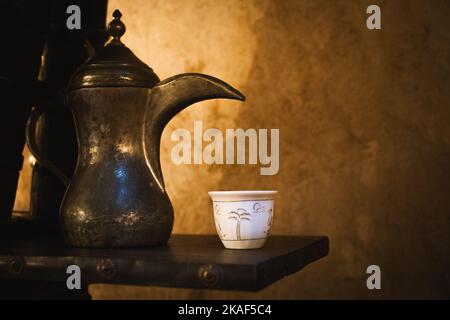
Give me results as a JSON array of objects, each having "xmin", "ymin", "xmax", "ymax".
[{"xmin": 68, "ymin": 10, "xmax": 160, "ymax": 90}]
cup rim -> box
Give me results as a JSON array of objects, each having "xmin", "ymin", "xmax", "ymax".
[{"xmin": 208, "ymin": 190, "xmax": 278, "ymax": 201}]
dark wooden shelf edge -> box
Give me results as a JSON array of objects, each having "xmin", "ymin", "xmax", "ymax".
[
  {"xmin": 255, "ymin": 236, "xmax": 329, "ymax": 290},
  {"xmin": 1, "ymin": 231, "xmax": 330, "ymax": 292},
  {"xmin": 0, "ymin": 236, "xmax": 329, "ymax": 292}
]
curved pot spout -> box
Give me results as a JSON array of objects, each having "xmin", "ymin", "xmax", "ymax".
[{"xmin": 143, "ymin": 73, "xmax": 245, "ymax": 191}]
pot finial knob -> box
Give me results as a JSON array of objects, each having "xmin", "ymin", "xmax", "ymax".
[{"xmin": 108, "ymin": 9, "xmax": 126, "ymax": 45}]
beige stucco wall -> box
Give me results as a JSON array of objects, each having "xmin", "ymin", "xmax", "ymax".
[{"xmin": 13, "ymin": 0, "xmax": 450, "ymax": 299}]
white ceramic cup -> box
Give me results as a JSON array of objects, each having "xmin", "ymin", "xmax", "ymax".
[{"xmin": 208, "ymin": 190, "xmax": 278, "ymax": 249}]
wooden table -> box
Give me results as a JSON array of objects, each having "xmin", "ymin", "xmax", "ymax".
[{"xmin": 0, "ymin": 218, "xmax": 329, "ymax": 299}]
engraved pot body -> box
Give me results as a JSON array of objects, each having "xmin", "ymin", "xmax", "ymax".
[
  {"xmin": 46, "ymin": 10, "xmax": 244, "ymax": 248},
  {"xmin": 61, "ymin": 87, "xmax": 173, "ymax": 247}
]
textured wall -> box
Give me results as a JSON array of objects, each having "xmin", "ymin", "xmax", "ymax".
[
  {"xmin": 90, "ymin": 0, "xmax": 450, "ymax": 299},
  {"xmin": 14, "ymin": 0, "xmax": 450, "ymax": 298}
]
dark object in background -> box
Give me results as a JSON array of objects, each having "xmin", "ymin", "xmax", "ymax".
[
  {"xmin": 27, "ymin": 0, "xmax": 108, "ymax": 228},
  {"xmin": 0, "ymin": 1, "xmax": 50, "ymax": 220},
  {"xmin": 0, "ymin": 1, "xmax": 108, "ymax": 223},
  {"xmin": 29, "ymin": 11, "xmax": 245, "ymax": 247},
  {"xmin": 0, "ymin": 78, "xmax": 26, "ymax": 221}
]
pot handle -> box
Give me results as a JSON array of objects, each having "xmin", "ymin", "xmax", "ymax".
[{"xmin": 26, "ymin": 105, "xmax": 70, "ymax": 187}]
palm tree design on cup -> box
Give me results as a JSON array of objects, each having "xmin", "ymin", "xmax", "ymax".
[{"xmin": 227, "ymin": 208, "xmax": 252, "ymax": 240}]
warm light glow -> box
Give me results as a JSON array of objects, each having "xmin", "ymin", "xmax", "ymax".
[
  {"xmin": 116, "ymin": 143, "xmax": 132, "ymax": 154},
  {"xmin": 28, "ymin": 155, "xmax": 37, "ymax": 167}
]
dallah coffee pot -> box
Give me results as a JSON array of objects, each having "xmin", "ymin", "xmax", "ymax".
[{"xmin": 27, "ymin": 10, "xmax": 245, "ymax": 247}]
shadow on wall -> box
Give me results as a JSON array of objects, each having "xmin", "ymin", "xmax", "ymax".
[{"xmin": 90, "ymin": 0, "xmax": 450, "ymax": 299}]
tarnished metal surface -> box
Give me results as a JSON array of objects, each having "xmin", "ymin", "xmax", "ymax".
[
  {"xmin": 26, "ymin": 10, "xmax": 245, "ymax": 248},
  {"xmin": 63, "ymin": 87, "xmax": 174, "ymax": 247},
  {"xmin": 64, "ymin": 74, "xmax": 243, "ymax": 247},
  {"xmin": 68, "ymin": 10, "xmax": 160, "ymax": 90}
]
